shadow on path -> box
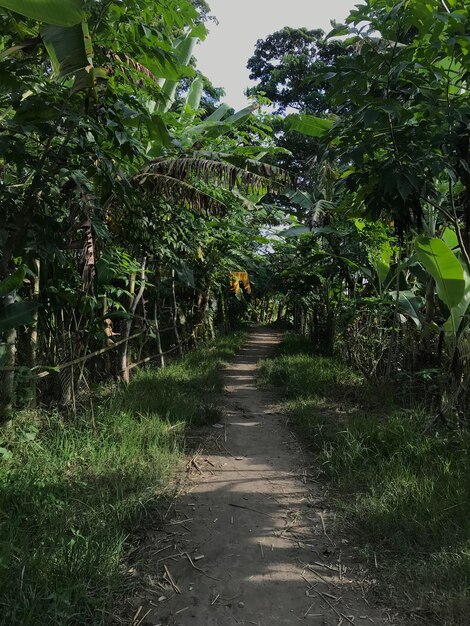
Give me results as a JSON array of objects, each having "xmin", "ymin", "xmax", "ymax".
[{"xmin": 141, "ymin": 328, "xmax": 398, "ymax": 626}]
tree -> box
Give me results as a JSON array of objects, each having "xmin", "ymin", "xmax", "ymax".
[
  {"xmin": 247, "ymin": 27, "xmax": 346, "ymax": 198},
  {"xmin": 247, "ymin": 27, "xmax": 344, "ymax": 115}
]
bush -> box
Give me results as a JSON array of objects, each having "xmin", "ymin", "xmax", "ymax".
[
  {"xmin": 0, "ymin": 332, "xmax": 244, "ymax": 625},
  {"xmin": 259, "ymin": 333, "xmax": 470, "ymax": 624}
]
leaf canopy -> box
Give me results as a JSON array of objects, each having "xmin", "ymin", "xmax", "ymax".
[{"xmin": 0, "ymin": 0, "xmax": 84, "ymax": 27}]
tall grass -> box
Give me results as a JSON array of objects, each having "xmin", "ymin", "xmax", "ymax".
[
  {"xmin": 0, "ymin": 332, "xmax": 244, "ymax": 625},
  {"xmin": 259, "ymin": 332, "xmax": 470, "ymax": 624}
]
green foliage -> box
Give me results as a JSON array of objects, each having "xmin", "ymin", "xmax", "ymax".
[
  {"xmin": 260, "ymin": 333, "xmax": 470, "ymax": 623},
  {"xmin": 0, "ymin": 266, "xmax": 27, "ymax": 296},
  {"xmin": 0, "ymin": 301, "xmax": 39, "ymax": 332},
  {"xmin": 258, "ymin": 335, "xmax": 361, "ymax": 400},
  {"xmin": 415, "ymin": 236, "xmax": 465, "ymax": 310},
  {"xmin": 247, "ymin": 27, "xmax": 344, "ymax": 115},
  {"xmin": 0, "ymin": 331, "xmax": 244, "ymax": 625},
  {"xmin": 0, "ymin": 0, "xmax": 84, "ymax": 26},
  {"xmin": 0, "ymin": 0, "xmax": 284, "ymax": 415},
  {"xmin": 285, "ymin": 113, "xmax": 333, "ymax": 138}
]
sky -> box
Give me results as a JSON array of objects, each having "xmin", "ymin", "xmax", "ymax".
[{"xmin": 195, "ymin": 0, "xmax": 357, "ymax": 110}]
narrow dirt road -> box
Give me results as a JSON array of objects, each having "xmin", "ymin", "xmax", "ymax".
[{"xmin": 143, "ymin": 329, "xmax": 398, "ymax": 626}]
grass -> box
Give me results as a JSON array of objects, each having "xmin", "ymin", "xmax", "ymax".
[
  {"xmin": 259, "ymin": 332, "xmax": 470, "ymax": 625},
  {"xmin": 0, "ymin": 331, "xmax": 244, "ymax": 625}
]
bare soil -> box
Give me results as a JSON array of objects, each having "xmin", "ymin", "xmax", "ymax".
[{"xmin": 138, "ymin": 328, "xmax": 401, "ymax": 626}]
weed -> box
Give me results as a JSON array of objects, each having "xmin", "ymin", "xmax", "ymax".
[
  {"xmin": 0, "ymin": 332, "xmax": 244, "ymax": 625},
  {"xmin": 259, "ymin": 332, "xmax": 470, "ymax": 624}
]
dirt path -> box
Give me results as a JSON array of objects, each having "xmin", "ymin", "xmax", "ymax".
[{"xmin": 142, "ymin": 329, "xmax": 398, "ymax": 626}]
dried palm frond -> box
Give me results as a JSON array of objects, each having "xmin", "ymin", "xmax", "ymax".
[
  {"xmin": 108, "ymin": 52, "xmax": 159, "ymax": 83},
  {"xmin": 143, "ymin": 157, "xmax": 273, "ymax": 193},
  {"xmin": 107, "ymin": 153, "xmax": 290, "ymax": 219},
  {"xmin": 133, "ymin": 172, "xmax": 225, "ymax": 215},
  {"xmin": 191, "ymin": 151, "xmax": 294, "ymax": 187},
  {"xmin": 308, "ymin": 199, "xmax": 336, "ymax": 228}
]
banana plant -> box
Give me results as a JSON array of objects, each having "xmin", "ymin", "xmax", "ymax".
[
  {"xmin": 0, "ymin": 0, "xmax": 97, "ymax": 92},
  {"xmin": 156, "ymin": 28, "xmax": 207, "ymax": 114},
  {"xmin": 415, "ymin": 236, "xmax": 469, "ymax": 339},
  {"xmin": 0, "ymin": 266, "xmax": 38, "ymax": 333}
]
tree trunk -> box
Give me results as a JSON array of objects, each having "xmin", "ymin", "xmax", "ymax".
[
  {"xmin": 119, "ymin": 259, "xmax": 147, "ymax": 383},
  {"xmin": 0, "ymin": 291, "xmax": 17, "ymax": 426},
  {"xmin": 153, "ymin": 301, "xmax": 165, "ymax": 368},
  {"xmin": 28, "ymin": 259, "xmax": 40, "ymax": 409},
  {"xmin": 171, "ymin": 269, "xmax": 183, "ymax": 357},
  {"xmin": 194, "ymin": 287, "xmax": 211, "ymax": 340},
  {"xmin": 219, "ymin": 290, "xmax": 228, "ymax": 331}
]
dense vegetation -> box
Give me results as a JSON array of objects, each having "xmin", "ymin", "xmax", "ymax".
[
  {"xmin": 0, "ymin": 331, "xmax": 244, "ymax": 623},
  {"xmin": 259, "ymin": 333, "xmax": 470, "ymax": 624},
  {"xmin": 249, "ymin": 0, "xmax": 470, "ymax": 423},
  {"xmin": 2, "ymin": 0, "xmax": 470, "ymax": 623},
  {"xmin": 0, "ymin": 0, "xmax": 285, "ymax": 421}
]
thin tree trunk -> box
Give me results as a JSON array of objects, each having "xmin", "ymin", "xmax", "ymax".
[
  {"xmin": 120, "ymin": 259, "xmax": 147, "ymax": 383},
  {"xmin": 194, "ymin": 287, "xmax": 211, "ymax": 340},
  {"xmin": 171, "ymin": 269, "xmax": 183, "ymax": 357},
  {"xmin": 153, "ymin": 301, "xmax": 165, "ymax": 368},
  {"xmin": 220, "ymin": 290, "xmax": 228, "ymax": 331},
  {"xmin": 0, "ymin": 291, "xmax": 17, "ymax": 425},
  {"xmin": 28, "ymin": 259, "xmax": 40, "ymax": 408}
]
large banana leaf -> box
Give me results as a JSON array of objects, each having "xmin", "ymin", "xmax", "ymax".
[
  {"xmin": 185, "ymin": 77, "xmax": 204, "ymax": 112},
  {"xmin": 0, "ymin": 0, "xmax": 84, "ymax": 27},
  {"xmin": 0, "ymin": 1, "xmax": 95, "ymax": 92},
  {"xmin": 0, "ymin": 266, "xmax": 27, "ymax": 297},
  {"xmin": 389, "ymin": 290, "xmax": 423, "ymax": 328},
  {"xmin": 158, "ymin": 34, "xmax": 197, "ymax": 113},
  {"xmin": 415, "ymin": 236, "xmax": 465, "ymax": 309},
  {"xmin": 285, "ymin": 113, "xmax": 333, "ymax": 137},
  {"xmin": 205, "ymin": 103, "xmax": 231, "ymax": 122},
  {"xmin": 179, "ymin": 76, "xmax": 204, "ymax": 124},
  {"xmin": 0, "ymin": 301, "xmax": 38, "ymax": 332},
  {"xmin": 41, "ymin": 21, "xmax": 97, "ymax": 91},
  {"xmin": 444, "ymin": 253, "xmax": 470, "ymax": 338},
  {"xmin": 41, "ymin": 23, "xmax": 88, "ymax": 78},
  {"xmin": 224, "ymin": 104, "xmax": 257, "ymax": 124},
  {"xmin": 371, "ymin": 240, "xmax": 393, "ymax": 285}
]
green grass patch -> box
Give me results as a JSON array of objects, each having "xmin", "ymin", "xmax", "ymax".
[
  {"xmin": 259, "ymin": 332, "xmax": 470, "ymax": 624},
  {"xmin": 0, "ymin": 331, "xmax": 244, "ymax": 625}
]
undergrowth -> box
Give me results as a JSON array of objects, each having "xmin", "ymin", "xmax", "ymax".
[
  {"xmin": 0, "ymin": 332, "xmax": 244, "ymax": 625},
  {"xmin": 259, "ymin": 332, "xmax": 470, "ymax": 625}
]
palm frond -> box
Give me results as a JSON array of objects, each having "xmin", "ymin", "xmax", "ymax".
[
  {"xmin": 108, "ymin": 51, "xmax": 159, "ymax": 83},
  {"xmin": 309, "ymin": 199, "xmax": 336, "ymax": 228},
  {"xmin": 144, "ymin": 157, "xmax": 268, "ymax": 193},
  {"xmin": 191, "ymin": 151, "xmax": 294, "ymax": 187},
  {"xmin": 133, "ymin": 172, "xmax": 225, "ymax": 215}
]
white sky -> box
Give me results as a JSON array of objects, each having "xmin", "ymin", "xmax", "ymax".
[{"xmin": 195, "ymin": 0, "xmax": 358, "ymax": 110}]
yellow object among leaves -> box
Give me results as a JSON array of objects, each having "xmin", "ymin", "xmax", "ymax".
[{"xmin": 230, "ymin": 271, "xmax": 252, "ymax": 295}]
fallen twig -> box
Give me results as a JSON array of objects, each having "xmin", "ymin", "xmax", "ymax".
[
  {"xmin": 164, "ymin": 565, "xmax": 181, "ymax": 594},
  {"xmin": 279, "ymin": 510, "xmax": 301, "ymax": 537},
  {"xmin": 135, "ymin": 609, "xmax": 151, "ymax": 626},
  {"xmin": 312, "ymin": 590, "xmax": 356, "ymax": 626},
  {"xmin": 174, "ymin": 607, "xmax": 189, "ymax": 616},
  {"xmin": 229, "ymin": 502, "xmax": 273, "ymax": 518},
  {"xmin": 312, "ymin": 561, "xmax": 339, "ymax": 574},
  {"xmin": 303, "ymin": 603, "xmax": 314, "ymax": 618},
  {"xmin": 185, "ymin": 552, "xmax": 219, "ymax": 581},
  {"xmin": 306, "ymin": 565, "xmax": 332, "ymax": 587}
]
